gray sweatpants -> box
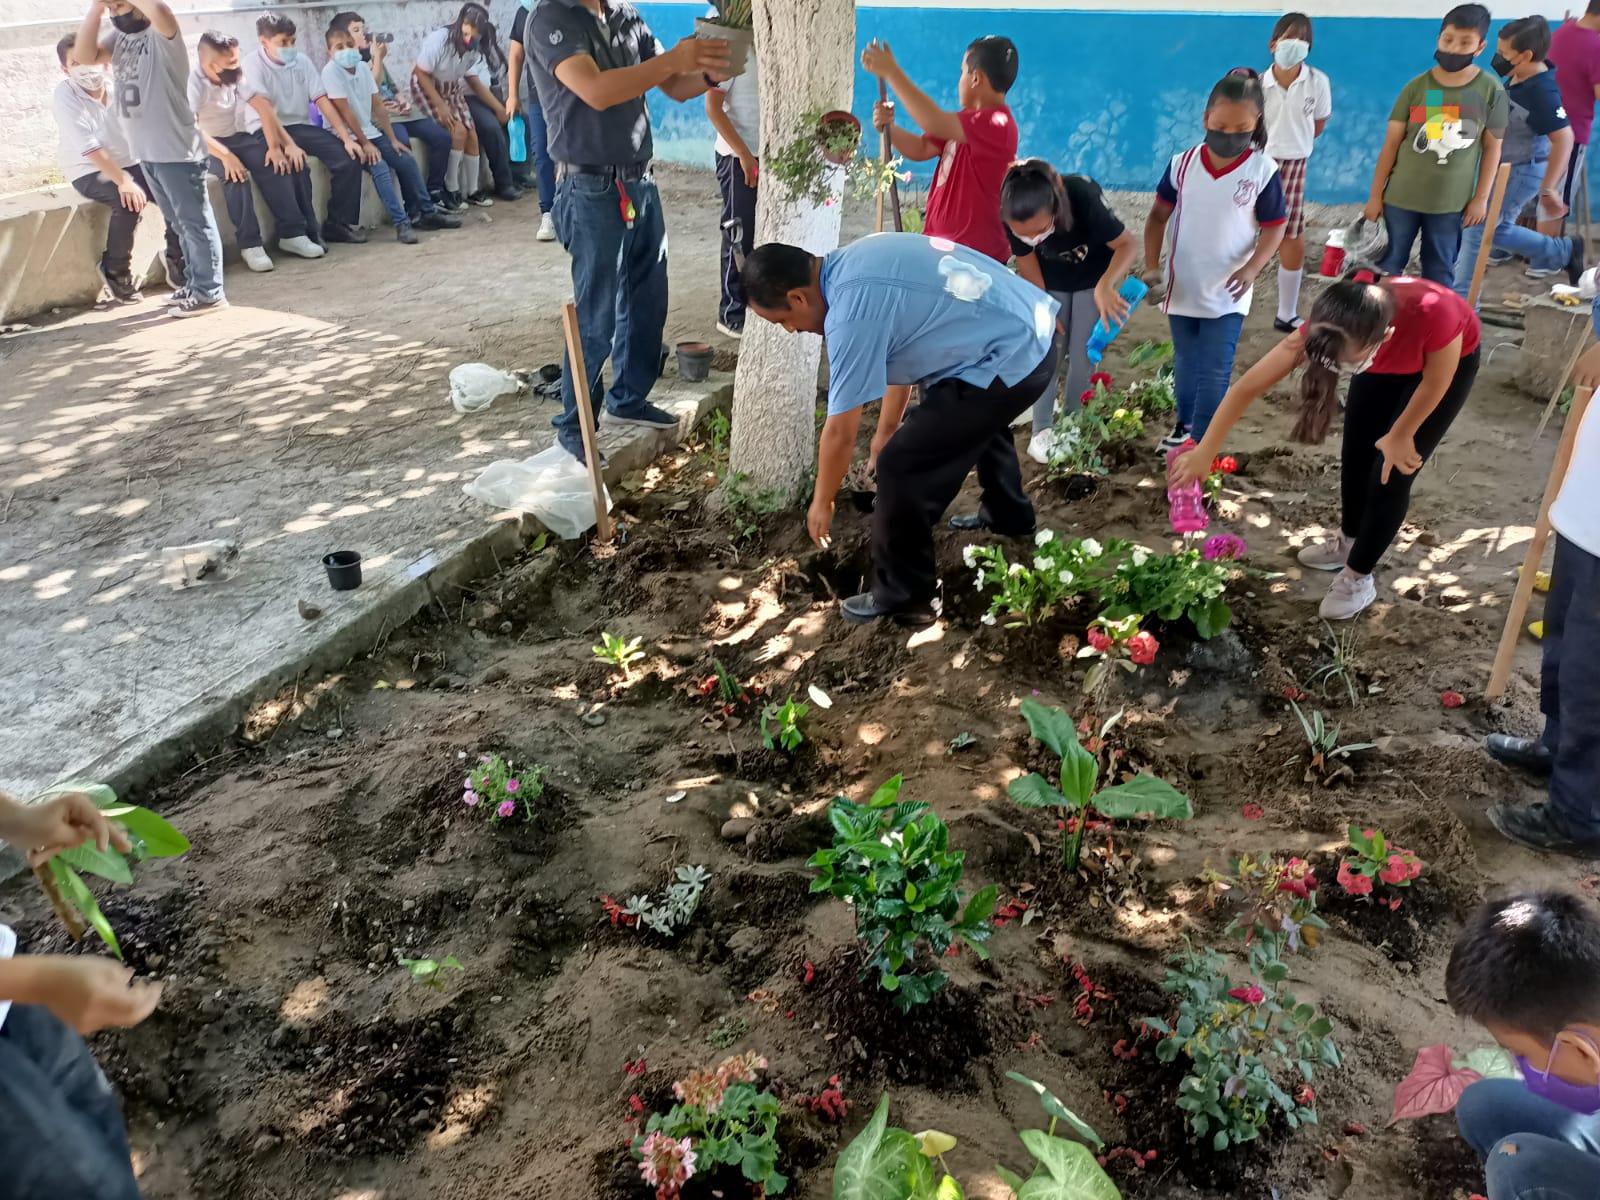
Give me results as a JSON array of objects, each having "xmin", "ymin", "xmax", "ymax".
[{"xmin": 1033, "ymin": 288, "xmax": 1100, "ymax": 434}]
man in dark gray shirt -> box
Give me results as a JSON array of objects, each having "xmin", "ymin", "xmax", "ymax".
[{"xmin": 528, "ymin": 0, "xmax": 728, "ymax": 465}]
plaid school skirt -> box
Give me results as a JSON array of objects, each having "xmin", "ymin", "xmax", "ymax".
[
  {"xmin": 410, "ymin": 74, "xmax": 472, "ymax": 130},
  {"xmin": 1279, "ymin": 157, "xmax": 1308, "ymax": 240}
]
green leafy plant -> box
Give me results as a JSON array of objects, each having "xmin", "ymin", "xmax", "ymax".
[
  {"xmin": 1144, "ymin": 945, "xmax": 1339, "ymax": 1152},
  {"xmin": 1045, "ymin": 405, "xmax": 1110, "ymax": 480},
  {"xmin": 1338, "ymin": 824, "xmax": 1422, "ymax": 902},
  {"xmin": 1127, "ymin": 339, "xmax": 1174, "ymax": 370},
  {"xmin": 1306, "ymin": 621, "xmax": 1363, "ymax": 707},
  {"xmin": 947, "ymin": 732, "xmax": 977, "ymax": 755},
  {"xmin": 720, "ymin": 470, "xmax": 790, "ymax": 543},
  {"xmin": 398, "ymin": 954, "xmax": 463, "ymax": 990},
  {"xmin": 1097, "ymin": 543, "xmax": 1234, "ymax": 639},
  {"xmin": 808, "ymin": 776, "xmax": 997, "ymax": 1011},
  {"xmin": 1289, "ymin": 701, "xmax": 1376, "ymax": 778},
  {"xmin": 636, "ymin": 1052, "xmax": 786, "ymax": 1197},
  {"xmin": 760, "ymin": 695, "xmax": 809, "ymax": 753},
  {"xmin": 967, "ymin": 531, "xmax": 1113, "ymax": 627},
  {"xmin": 623, "ymin": 864, "xmax": 711, "ymax": 937},
  {"xmin": 34, "ymin": 784, "xmax": 188, "ymax": 960},
  {"xmin": 997, "ymin": 1073, "xmax": 1121, "ymax": 1199},
  {"xmin": 593, "ymin": 631, "xmax": 646, "ymax": 675},
  {"xmin": 768, "ymin": 109, "xmax": 900, "ymax": 209},
  {"xmin": 1081, "ymin": 382, "xmax": 1145, "ymax": 447},
  {"xmin": 700, "ymin": 408, "xmax": 732, "ymax": 458},
  {"xmin": 706, "ymin": 0, "xmax": 753, "ymax": 28},
  {"xmin": 706, "ymin": 1013, "xmax": 750, "ymax": 1049},
  {"xmin": 1201, "ymin": 853, "xmax": 1326, "ymax": 969},
  {"xmin": 832, "ymin": 1094, "xmax": 964, "ymax": 1200},
  {"xmin": 1008, "ymin": 699, "xmax": 1192, "ymax": 872},
  {"xmin": 901, "ymin": 205, "xmax": 925, "ymax": 234},
  {"xmin": 1077, "ymin": 613, "xmax": 1158, "ymax": 702},
  {"xmin": 462, "ymin": 752, "xmax": 544, "ymax": 822}
]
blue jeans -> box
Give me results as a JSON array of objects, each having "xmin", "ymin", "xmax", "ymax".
[
  {"xmin": 141, "ymin": 159, "xmax": 224, "ymax": 301},
  {"xmin": 1543, "ymin": 534, "xmax": 1600, "ymax": 838},
  {"xmin": 357, "ymin": 137, "xmax": 405, "ymax": 226},
  {"xmin": 0, "ymin": 1003, "xmax": 141, "ymax": 1199},
  {"xmin": 397, "ymin": 117, "xmax": 454, "ymax": 195},
  {"xmin": 1458, "ymin": 1079, "xmax": 1600, "ymax": 1199},
  {"xmin": 1169, "ymin": 312, "xmax": 1245, "ymax": 440},
  {"xmin": 553, "ymin": 171, "xmax": 668, "ymax": 453},
  {"xmin": 374, "ymin": 133, "xmax": 436, "ymax": 219},
  {"xmin": 1379, "ymin": 204, "xmax": 1463, "ymax": 285},
  {"xmin": 1454, "ymin": 161, "xmax": 1571, "ymax": 298},
  {"xmin": 524, "ymin": 102, "xmax": 555, "ymax": 212}
]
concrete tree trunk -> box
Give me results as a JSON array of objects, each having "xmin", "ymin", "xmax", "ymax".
[{"xmin": 727, "ymin": 0, "xmax": 856, "ymax": 498}]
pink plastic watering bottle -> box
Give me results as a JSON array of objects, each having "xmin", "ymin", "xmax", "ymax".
[{"xmin": 1166, "ymin": 440, "xmax": 1210, "ymax": 535}]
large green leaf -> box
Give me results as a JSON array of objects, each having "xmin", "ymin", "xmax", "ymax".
[
  {"xmin": 42, "ymin": 782, "xmax": 120, "ymax": 809},
  {"xmin": 1190, "ymin": 596, "xmax": 1233, "ymax": 640},
  {"xmin": 1091, "ymin": 774, "xmax": 1193, "ymax": 821},
  {"xmin": 833, "ymin": 1094, "xmax": 935, "ymax": 1200},
  {"xmin": 961, "ymin": 885, "xmax": 999, "ymax": 930},
  {"xmin": 994, "ymin": 1164, "xmax": 1028, "ymax": 1196},
  {"xmin": 56, "ymin": 842, "xmax": 133, "ymax": 885},
  {"xmin": 934, "ymin": 1176, "xmax": 965, "ymax": 1200},
  {"xmin": 1017, "ymin": 1131, "xmax": 1121, "ymax": 1200},
  {"xmin": 1019, "ymin": 701, "xmax": 1097, "ymax": 806},
  {"xmin": 1007, "ymin": 774, "xmax": 1067, "ymax": 811},
  {"xmin": 51, "ymin": 860, "xmax": 122, "ymax": 960},
  {"xmin": 1456, "ymin": 1045, "xmax": 1518, "ymax": 1080},
  {"xmin": 868, "ymin": 776, "xmax": 905, "ymax": 808},
  {"xmin": 1005, "ymin": 1073, "xmax": 1105, "ymax": 1149}
]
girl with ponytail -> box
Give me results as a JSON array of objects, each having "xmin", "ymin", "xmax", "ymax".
[
  {"xmin": 1143, "ymin": 67, "xmax": 1287, "ymax": 455},
  {"xmin": 1001, "ymin": 158, "xmax": 1140, "ymax": 464},
  {"xmin": 1171, "ymin": 271, "xmax": 1481, "ymax": 621}
]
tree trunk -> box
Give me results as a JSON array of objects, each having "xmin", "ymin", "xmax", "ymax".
[{"xmin": 727, "ymin": 0, "xmax": 856, "ymax": 499}]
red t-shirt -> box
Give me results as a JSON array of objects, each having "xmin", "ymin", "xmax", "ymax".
[
  {"xmin": 1300, "ymin": 276, "xmax": 1480, "ymax": 376},
  {"xmin": 1552, "ymin": 19, "xmax": 1600, "ymax": 145},
  {"xmin": 921, "ymin": 105, "xmax": 1017, "ymax": 264}
]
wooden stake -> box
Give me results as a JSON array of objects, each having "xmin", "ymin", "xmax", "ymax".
[
  {"xmin": 875, "ymin": 79, "xmax": 889, "ymax": 233},
  {"xmin": 1465, "ymin": 163, "xmax": 1512, "ymax": 310},
  {"xmin": 559, "ymin": 300, "xmax": 614, "ymax": 544},
  {"xmin": 1534, "ymin": 318, "xmax": 1591, "ymax": 442},
  {"xmin": 34, "ymin": 863, "xmax": 85, "ymax": 941},
  {"xmin": 1487, "ymin": 384, "xmax": 1594, "ymax": 699}
]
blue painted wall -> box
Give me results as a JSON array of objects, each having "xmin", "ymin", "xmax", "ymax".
[{"xmin": 638, "ymin": 5, "xmax": 1488, "ymax": 205}]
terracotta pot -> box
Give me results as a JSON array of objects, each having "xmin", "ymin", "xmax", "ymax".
[{"xmin": 817, "ymin": 110, "xmax": 862, "ymax": 165}]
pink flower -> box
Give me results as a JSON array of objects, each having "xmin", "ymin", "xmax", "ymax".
[
  {"xmin": 1277, "ymin": 857, "xmax": 1316, "ymax": 898},
  {"xmin": 1379, "ymin": 855, "xmax": 1409, "ymax": 885},
  {"xmin": 1228, "ymin": 985, "xmax": 1265, "ymax": 1005},
  {"xmin": 463, "ymin": 789, "xmax": 480, "ymax": 807},
  {"xmin": 497, "ymin": 799, "xmax": 516, "ymax": 819},
  {"xmin": 479, "ymin": 754, "xmax": 492, "ymax": 763},
  {"xmin": 1441, "ymin": 690, "xmax": 1465, "ymax": 709},
  {"xmin": 1337, "ymin": 860, "xmax": 1374, "ymax": 896},
  {"xmin": 1203, "ymin": 533, "xmax": 1247, "ymax": 562},
  {"xmin": 638, "ymin": 1131, "xmax": 696, "ymax": 1193},
  {"xmin": 463, "ymin": 777, "xmax": 473, "ymax": 788},
  {"xmin": 1086, "ymin": 627, "xmax": 1113, "ymax": 653},
  {"xmin": 505, "ymin": 778, "xmax": 520, "ymax": 793},
  {"xmin": 1242, "ymin": 802, "xmax": 1264, "ymax": 821},
  {"xmin": 1128, "ymin": 631, "xmax": 1159, "ymax": 665}
]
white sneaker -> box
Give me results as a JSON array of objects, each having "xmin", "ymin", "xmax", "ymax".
[
  {"xmin": 1526, "ymin": 265, "xmax": 1563, "ymax": 280},
  {"xmin": 279, "ymin": 235, "xmax": 326, "ymax": 259},
  {"xmin": 536, "ymin": 212, "xmax": 557, "ymax": 242},
  {"xmin": 241, "ymin": 246, "xmax": 274, "ymax": 273},
  {"xmin": 1027, "ymin": 429, "xmax": 1055, "ymax": 465},
  {"xmin": 715, "ymin": 320, "xmax": 743, "ymax": 340},
  {"xmin": 1319, "ymin": 571, "xmax": 1377, "ymax": 620},
  {"xmin": 1297, "ymin": 533, "xmax": 1354, "ymax": 572}
]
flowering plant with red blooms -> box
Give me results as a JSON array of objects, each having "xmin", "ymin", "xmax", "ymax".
[
  {"xmin": 1340, "ymin": 824, "xmax": 1422, "ymax": 905},
  {"xmin": 1078, "ymin": 613, "xmax": 1156, "ymax": 700},
  {"xmin": 1202, "ymin": 455, "xmax": 1238, "ymax": 503},
  {"xmin": 1127, "ymin": 630, "xmax": 1159, "ymax": 665},
  {"xmin": 1202, "ymin": 852, "xmax": 1327, "ymax": 962},
  {"xmin": 1227, "ymin": 984, "xmax": 1265, "ymax": 1005},
  {"xmin": 1440, "ymin": 690, "xmax": 1465, "ymax": 709},
  {"xmin": 1212, "ymin": 455, "xmax": 1238, "ymax": 475},
  {"xmin": 693, "ymin": 658, "xmax": 762, "ymax": 723}
]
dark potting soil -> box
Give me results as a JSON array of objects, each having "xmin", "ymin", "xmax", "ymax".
[{"xmin": 1309, "ymin": 853, "xmax": 1456, "ymax": 966}]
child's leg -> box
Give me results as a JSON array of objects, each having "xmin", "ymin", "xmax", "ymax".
[
  {"xmin": 1417, "ymin": 211, "xmax": 1464, "ymax": 287},
  {"xmin": 1276, "ymin": 158, "xmax": 1307, "ymax": 324},
  {"xmin": 230, "ymin": 132, "xmax": 311, "ymax": 242},
  {"xmin": 714, "ymin": 152, "xmax": 740, "ymax": 326},
  {"xmin": 1057, "ymin": 290, "xmax": 1098, "ymax": 423},
  {"xmin": 366, "ymin": 157, "xmax": 408, "ymax": 228},
  {"xmin": 376, "ymin": 135, "xmax": 434, "ymax": 219},
  {"xmin": 1483, "ymin": 1133, "xmax": 1600, "ymax": 1199},
  {"xmin": 126, "ymin": 165, "xmax": 184, "ymax": 286},
  {"xmin": 554, "ymin": 169, "xmax": 627, "ymax": 457},
  {"xmin": 1458, "ymin": 1078, "xmax": 1600, "ymax": 1157},
  {"xmin": 528, "ymin": 100, "xmax": 556, "ymax": 214},
  {"xmin": 1167, "ymin": 315, "xmax": 1201, "ymax": 432},
  {"xmin": 607, "ymin": 176, "xmax": 670, "ymax": 414},
  {"xmin": 70, "ymin": 172, "xmax": 141, "ymax": 282},
  {"xmin": 142, "ymin": 160, "xmax": 224, "ymax": 302},
  {"xmin": 1493, "ymin": 162, "xmax": 1577, "ymax": 276},
  {"xmin": 1546, "ymin": 534, "xmax": 1600, "ymax": 840},
  {"xmin": 405, "ymin": 118, "xmax": 453, "ymax": 196},
  {"xmin": 1378, "ymin": 204, "xmax": 1423, "ymax": 276},
  {"xmin": 1185, "ymin": 312, "xmax": 1244, "ymax": 442},
  {"xmin": 288, "ymin": 124, "xmax": 364, "ymax": 231},
  {"xmin": 0, "ymin": 1004, "xmax": 141, "ymax": 1199},
  {"xmin": 204, "ymin": 148, "xmax": 263, "ymax": 251},
  {"xmin": 465, "ymin": 93, "xmax": 513, "ymax": 194}
]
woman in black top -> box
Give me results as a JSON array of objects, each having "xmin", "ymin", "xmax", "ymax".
[{"xmin": 1002, "ymin": 159, "xmax": 1139, "ymax": 463}]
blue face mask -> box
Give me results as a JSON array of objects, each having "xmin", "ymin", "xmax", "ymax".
[
  {"xmin": 519, "ymin": 0, "xmax": 533, "ymax": 9},
  {"xmin": 1518, "ymin": 1032, "xmax": 1600, "ymax": 1114},
  {"xmin": 274, "ymin": 45, "xmax": 299, "ymax": 65},
  {"xmin": 333, "ymin": 47, "xmax": 361, "ymax": 69}
]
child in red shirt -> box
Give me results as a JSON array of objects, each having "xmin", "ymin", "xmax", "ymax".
[{"xmin": 861, "ymin": 35, "xmax": 1021, "ymax": 473}]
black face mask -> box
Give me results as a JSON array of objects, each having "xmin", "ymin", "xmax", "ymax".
[
  {"xmin": 1205, "ymin": 129, "xmax": 1253, "ymax": 159},
  {"xmin": 215, "ymin": 66, "xmax": 242, "ymax": 85},
  {"xmin": 110, "ymin": 10, "xmax": 151, "ymax": 33},
  {"xmin": 1491, "ymin": 52, "xmax": 1515, "ymax": 77},
  {"xmin": 1435, "ymin": 48, "xmax": 1476, "ymax": 72}
]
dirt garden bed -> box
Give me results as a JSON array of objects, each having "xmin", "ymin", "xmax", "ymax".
[{"xmin": 2, "ymin": 307, "xmax": 1584, "ymax": 1200}]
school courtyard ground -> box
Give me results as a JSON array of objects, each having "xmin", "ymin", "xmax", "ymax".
[{"xmin": 0, "ymin": 165, "xmax": 761, "ymax": 804}]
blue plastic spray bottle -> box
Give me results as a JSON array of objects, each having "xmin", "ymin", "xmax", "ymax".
[{"xmin": 1084, "ymin": 276, "xmax": 1151, "ymax": 365}]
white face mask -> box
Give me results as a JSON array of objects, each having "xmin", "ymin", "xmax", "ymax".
[
  {"xmin": 1274, "ymin": 38, "xmax": 1310, "ymax": 70},
  {"xmin": 69, "ymin": 63, "xmax": 108, "ymax": 92},
  {"xmin": 1016, "ymin": 229, "xmax": 1051, "ymax": 248},
  {"xmin": 1334, "ymin": 343, "xmax": 1382, "ymax": 376}
]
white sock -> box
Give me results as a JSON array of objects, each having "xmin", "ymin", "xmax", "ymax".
[
  {"xmin": 461, "ymin": 154, "xmax": 480, "ymax": 196},
  {"xmin": 445, "ymin": 149, "xmax": 464, "ymax": 193},
  {"xmin": 1277, "ymin": 266, "xmax": 1303, "ymax": 325}
]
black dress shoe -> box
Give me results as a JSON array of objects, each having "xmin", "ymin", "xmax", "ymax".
[
  {"xmin": 840, "ymin": 592, "xmax": 936, "ymax": 627},
  {"xmin": 496, "ymin": 186, "xmax": 524, "ymax": 202},
  {"xmin": 949, "ymin": 512, "xmax": 1035, "ymax": 537},
  {"xmin": 1486, "ymin": 733, "xmax": 1554, "ymax": 775},
  {"xmin": 322, "ymin": 222, "xmax": 368, "ymax": 244},
  {"xmin": 417, "ymin": 210, "xmax": 463, "ymax": 230},
  {"xmin": 1488, "ymin": 803, "xmax": 1600, "ymax": 858},
  {"xmin": 1273, "ymin": 316, "xmax": 1304, "ymax": 333}
]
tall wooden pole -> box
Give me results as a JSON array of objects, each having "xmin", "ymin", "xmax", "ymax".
[
  {"xmin": 559, "ymin": 301, "xmax": 614, "ymax": 544},
  {"xmin": 1465, "ymin": 164, "xmax": 1513, "ymax": 309}
]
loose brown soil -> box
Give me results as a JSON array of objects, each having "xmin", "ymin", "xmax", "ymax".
[{"xmin": 4, "ymin": 297, "xmax": 1589, "ymax": 1200}]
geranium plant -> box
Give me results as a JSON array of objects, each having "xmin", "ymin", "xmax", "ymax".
[
  {"xmin": 1338, "ymin": 825, "xmax": 1423, "ymax": 905},
  {"xmin": 463, "ymin": 753, "xmax": 544, "ymax": 822},
  {"xmin": 1203, "ymin": 455, "xmax": 1238, "ymax": 503},
  {"xmin": 1008, "ymin": 698, "xmax": 1192, "ymax": 872},
  {"xmin": 1144, "ymin": 945, "xmax": 1339, "ymax": 1152},
  {"xmin": 1079, "ymin": 613, "xmax": 1158, "ymax": 701},
  {"xmin": 634, "ymin": 1051, "xmax": 786, "ymax": 1197},
  {"xmin": 1202, "ymin": 853, "xmax": 1327, "ymax": 967},
  {"xmin": 808, "ymin": 775, "xmax": 997, "ymax": 1011},
  {"xmin": 968, "ymin": 531, "xmax": 1112, "ymax": 627}
]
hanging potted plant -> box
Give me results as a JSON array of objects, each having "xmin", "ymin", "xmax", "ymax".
[
  {"xmin": 817, "ymin": 110, "xmax": 862, "ymax": 164},
  {"xmin": 768, "ymin": 109, "xmax": 893, "ymax": 209},
  {"xmin": 695, "ymin": 0, "xmax": 754, "ymax": 78}
]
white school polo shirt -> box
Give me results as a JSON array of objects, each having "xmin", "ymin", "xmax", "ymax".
[
  {"xmin": 714, "ymin": 55, "xmax": 760, "ymax": 158},
  {"xmin": 415, "ymin": 27, "xmax": 483, "ymax": 86},
  {"xmin": 1156, "ymin": 144, "xmax": 1286, "ymax": 319},
  {"xmin": 1552, "ymin": 386, "xmax": 1600, "ymax": 558},
  {"xmin": 52, "ymin": 78, "xmax": 133, "ymax": 181},
  {"xmin": 322, "ymin": 59, "xmax": 381, "ymax": 139},
  {"xmin": 1263, "ymin": 64, "xmax": 1332, "ymax": 162},
  {"xmin": 187, "ymin": 67, "xmax": 249, "ymax": 140},
  {"xmin": 241, "ymin": 47, "xmax": 325, "ymax": 133}
]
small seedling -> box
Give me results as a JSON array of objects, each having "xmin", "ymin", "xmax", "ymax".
[
  {"xmin": 1306, "ymin": 621, "xmax": 1362, "ymax": 707},
  {"xmin": 759, "ymin": 695, "xmax": 809, "ymax": 753},
  {"xmin": 947, "ymin": 732, "xmax": 978, "ymax": 754},
  {"xmin": 624, "ymin": 865, "xmax": 712, "ymax": 937},
  {"xmin": 706, "ymin": 1014, "xmax": 750, "ymax": 1050},
  {"xmin": 1290, "ymin": 701, "xmax": 1376, "ymax": 776},
  {"xmin": 399, "ymin": 955, "xmax": 463, "ymax": 990},
  {"xmin": 594, "ymin": 632, "xmax": 646, "ymax": 675}
]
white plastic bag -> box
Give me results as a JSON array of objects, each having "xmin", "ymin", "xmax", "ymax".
[
  {"xmin": 463, "ymin": 445, "xmax": 611, "ymax": 540},
  {"xmin": 449, "ymin": 362, "xmax": 523, "ymax": 413}
]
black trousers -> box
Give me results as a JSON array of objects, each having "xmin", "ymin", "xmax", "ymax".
[
  {"xmin": 71, "ymin": 164, "xmax": 182, "ymax": 282},
  {"xmin": 205, "ymin": 130, "xmax": 315, "ymax": 246},
  {"xmin": 872, "ymin": 337, "xmax": 1062, "ymax": 611},
  {"xmin": 1543, "ymin": 534, "xmax": 1600, "ymax": 836},
  {"xmin": 465, "ymin": 94, "xmax": 514, "ymax": 194},
  {"xmin": 286, "ymin": 122, "xmax": 362, "ymax": 228},
  {"xmin": 715, "ymin": 151, "xmax": 757, "ymax": 327},
  {"xmin": 1340, "ymin": 347, "xmax": 1479, "ymax": 575}
]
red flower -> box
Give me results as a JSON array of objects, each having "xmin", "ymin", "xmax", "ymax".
[
  {"xmin": 1211, "ymin": 455, "xmax": 1238, "ymax": 474},
  {"xmin": 1277, "ymin": 857, "xmax": 1316, "ymax": 898},
  {"xmin": 1128, "ymin": 631, "xmax": 1159, "ymax": 665},
  {"xmin": 1337, "ymin": 860, "xmax": 1374, "ymax": 897},
  {"xmin": 1089, "ymin": 371, "xmax": 1113, "ymax": 388},
  {"xmin": 1079, "ymin": 388, "xmax": 1097, "ymax": 406},
  {"xmin": 801, "ymin": 960, "xmax": 816, "ymax": 985},
  {"xmin": 627, "ymin": 1094, "xmax": 645, "ymax": 1115},
  {"xmin": 1086, "ymin": 627, "xmax": 1113, "ymax": 653},
  {"xmin": 1282, "ymin": 684, "xmax": 1307, "ymax": 702},
  {"xmin": 1441, "ymin": 690, "xmax": 1465, "ymax": 709},
  {"xmin": 1242, "ymin": 802, "xmax": 1265, "ymax": 821},
  {"xmin": 1378, "ymin": 853, "xmax": 1416, "ymax": 885},
  {"xmin": 1228, "ymin": 984, "xmax": 1266, "ymax": 1005},
  {"xmin": 1296, "ymin": 1083, "xmax": 1317, "ymax": 1106}
]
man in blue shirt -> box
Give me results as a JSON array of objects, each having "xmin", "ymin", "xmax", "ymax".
[{"xmin": 743, "ymin": 233, "xmax": 1061, "ymax": 625}]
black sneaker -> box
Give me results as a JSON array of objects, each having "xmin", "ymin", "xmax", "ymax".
[
  {"xmin": 322, "ymin": 222, "xmax": 369, "ymax": 244},
  {"xmin": 603, "ymin": 402, "xmax": 679, "ymax": 430},
  {"xmin": 396, "ymin": 221, "xmax": 418, "ymax": 245},
  {"xmin": 1485, "ymin": 733, "xmax": 1555, "ymax": 775},
  {"xmin": 949, "ymin": 512, "xmax": 1035, "ymax": 538},
  {"xmin": 97, "ymin": 259, "xmax": 141, "ymax": 303},
  {"xmin": 466, "ymin": 191, "xmax": 495, "ymax": 208},
  {"xmin": 1567, "ymin": 235, "xmax": 1587, "ymax": 287},
  {"xmin": 559, "ymin": 437, "xmax": 609, "ymax": 470},
  {"xmin": 495, "ymin": 185, "xmax": 524, "ymax": 202},
  {"xmin": 162, "ymin": 253, "xmax": 187, "ymax": 292},
  {"xmin": 416, "ymin": 210, "xmax": 462, "ymax": 230},
  {"xmin": 442, "ymin": 191, "xmax": 467, "ymax": 213},
  {"xmin": 168, "ymin": 293, "xmax": 229, "ymax": 319},
  {"xmin": 1488, "ymin": 802, "xmax": 1600, "ymax": 858},
  {"xmin": 1157, "ymin": 422, "xmax": 1192, "ymax": 454},
  {"xmin": 840, "ymin": 592, "xmax": 937, "ymax": 628}
]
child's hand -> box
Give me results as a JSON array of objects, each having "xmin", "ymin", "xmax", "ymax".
[
  {"xmin": 115, "ymin": 177, "xmax": 147, "ymax": 213},
  {"xmin": 1362, "ymin": 196, "xmax": 1384, "ymax": 223},
  {"xmin": 1574, "ymin": 342, "xmax": 1600, "ymax": 392},
  {"xmin": 1375, "ymin": 429, "xmax": 1422, "ymax": 483},
  {"xmin": 1168, "ymin": 446, "xmax": 1212, "ymax": 489},
  {"xmin": 358, "ymin": 140, "xmax": 381, "ymax": 166},
  {"xmin": 861, "ymin": 39, "xmax": 898, "ymax": 79},
  {"xmin": 806, "ymin": 496, "xmax": 835, "ymax": 548},
  {"xmin": 872, "ymin": 100, "xmax": 895, "ymax": 132},
  {"xmin": 1462, "ymin": 197, "xmax": 1489, "ymax": 228},
  {"xmin": 21, "ymin": 957, "xmax": 161, "ymax": 1035},
  {"xmin": 1093, "ymin": 277, "xmax": 1131, "ymax": 328},
  {"xmin": 10, "ymin": 791, "xmax": 130, "ymax": 869},
  {"xmin": 1224, "ymin": 267, "xmax": 1259, "ymax": 301},
  {"xmin": 1141, "ymin": 265, "xmax": 1166, "ymax": 301},
  {"xmin": 739, "ymin": 153, "xmax": 758, "ymax": 187},
  {"xmin": 219, "ymin": 152, "xmax": 249, "ymax": 184}
]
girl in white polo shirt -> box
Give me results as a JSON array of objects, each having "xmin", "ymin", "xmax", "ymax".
[
  {"xmin": 411, "ymin": 3, "xmax": 490, "ymax": 211},
  {"xmin": 1144, "ymin": 68, "xmax": 1287, "ymax": 450},
  {"xmin": 1263, "ymin": 12, "xmax": 1333, "ymax": 332}
]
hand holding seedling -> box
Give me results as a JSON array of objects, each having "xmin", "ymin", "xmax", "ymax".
[
  {"xmin": 1, "ymin": 789, "xmax": 131, "ymax": 868},
  {"xmin": 7, "ymin": 956, "xmax": 162, "ymax": 1034}
]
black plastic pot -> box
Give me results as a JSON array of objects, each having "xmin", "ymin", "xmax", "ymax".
[
  {"xmin": 676, "ymin": 341, "xmax": 714, "ymax": 383},
  {"xmin": 322, "ymin": 550, "xmax": 363, "ymax": 591}
]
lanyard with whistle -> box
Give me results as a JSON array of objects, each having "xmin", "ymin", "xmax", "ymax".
[{"xmin": 616, "ymin": 179, "xmax": 636, "ymax": 230}]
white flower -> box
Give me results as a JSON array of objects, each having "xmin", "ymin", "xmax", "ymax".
[
  {"xmin": 974, "ymin": 574, "xmax": 985, "ymax": 591},
  {"xmin": 1059, "ymin": 569, "xmax": 1074, "ymax": 585},
  {"xmin": 1082, "ymin": 538, "xmax": 1103, "ymax": 557},
  {"xmin": 1008, "ymin": 563, "xmax": 1024, "ymax": 576},
  {"xmin": 980, "ymin": 612, "xmax": 997, "ymax": 626},
  {"xmin": 962, "ymin": 544, "xmax": 978, "ymax": 568},
  {"xmin": 1034, "ymin": 530, "xmax": 1055, "ymax": 547},
  {"xmin": 1033, "ymin": 556, "xmax": 1051, "ymax": 571},
  {"xmin": 1131, "ymin": 547, "xmax": 1150, "ymax": 567}
]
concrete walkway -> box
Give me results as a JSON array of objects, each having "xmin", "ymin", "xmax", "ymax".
[{"xmin": 0, "ymin": 165, "xmax": 733, "ymax": 800}]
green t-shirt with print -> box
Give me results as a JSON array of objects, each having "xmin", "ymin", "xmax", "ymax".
[{"xmin": 1383, "ymin": 68, "xmax": 1509, "ymax": 214}]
